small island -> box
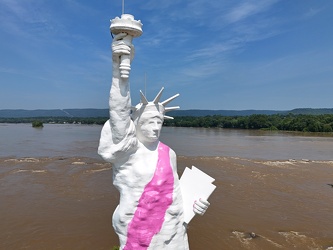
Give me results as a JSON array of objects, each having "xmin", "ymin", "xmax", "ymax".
[{"xmin": 32, "ymin": 120, "xmax": 43, "ymax": 128}]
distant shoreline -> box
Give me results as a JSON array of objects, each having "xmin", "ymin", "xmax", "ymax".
[
  {"xmin": 1, "ymin": 107, "xmax": 333, "ymax": 119},
  {"xmin": 1, "ymin": 112, "xmax": 333, "ymax": 134}
]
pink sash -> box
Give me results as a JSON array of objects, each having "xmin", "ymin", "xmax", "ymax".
[{"xmin": 124, "ymin": 142, "xmax": 174, "ymax": 249}]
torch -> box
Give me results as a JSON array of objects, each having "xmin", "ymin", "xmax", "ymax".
[{"xmin": 110, "ymin": 14, "xmax": 143, "ymax": 79}]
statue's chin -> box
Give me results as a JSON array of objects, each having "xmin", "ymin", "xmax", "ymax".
[{"xmin": 138, "ymin": 135, "xmax": 159, "ymax": 145}]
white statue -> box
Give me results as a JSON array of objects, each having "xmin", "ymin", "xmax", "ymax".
[{"xmin": 98, "ymin": 19, "xmax": 210, "ymax": 250}]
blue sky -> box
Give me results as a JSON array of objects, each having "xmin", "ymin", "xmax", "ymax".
[{"xmin": 0, "ymin": 0, "xmax": 332, "ymax": 110}]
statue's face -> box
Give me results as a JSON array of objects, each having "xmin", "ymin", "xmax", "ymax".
[{"xmin": 136, "ymin": 111, "xmax": 163, "ymax": 143}]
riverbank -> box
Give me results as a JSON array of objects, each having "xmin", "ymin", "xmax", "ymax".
[{"xmin": 1, "ymin": 156, "xmax": 333, "ymax": 249}]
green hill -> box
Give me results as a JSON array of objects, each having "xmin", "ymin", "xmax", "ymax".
[{"xmin": 0, "ymin": 108, "xmax": 332, "ymax": 118}]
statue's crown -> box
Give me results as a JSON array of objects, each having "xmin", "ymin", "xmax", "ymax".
[{"xmin": 131, "ymin": 87, "xmax": 180, "ymax": 121}]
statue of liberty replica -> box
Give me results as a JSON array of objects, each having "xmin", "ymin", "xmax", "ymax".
[{"xmin": 98, "ymin": 12, "xmax": 210, "ymax": 250}]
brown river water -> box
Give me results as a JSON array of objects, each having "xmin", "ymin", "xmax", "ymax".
[{"xmin": 1, "ymin": 124, "xmax": 333, "ymax": 249}]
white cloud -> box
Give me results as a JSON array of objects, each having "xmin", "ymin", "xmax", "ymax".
[
  {"xmin": 225, "ymin": 0, "xmax": 278, "ymax": 23},
  {"xmin": 303, "ymin": 7, "xmax": 323, "ymax": 18},
  {"xmin": 186, "ymin": 42, "xmax": 239, "ymax": 61}
]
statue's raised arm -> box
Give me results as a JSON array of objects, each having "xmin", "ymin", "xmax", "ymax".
[
  {"xmin": 98, "ymin": 33, "xmax": 138, "ymax": 162},
  {"xmin": 109, "ymin": 33, "xmax": 134, "ymax": 143}
]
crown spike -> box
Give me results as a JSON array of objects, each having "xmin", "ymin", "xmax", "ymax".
[
  {"xmin": 164, "ymin": 115, "xmax": 174, "ymax": 120},
  {"xmin": 153, "ymin": 87, "xmax": 164, "ymax": 104},
  {"xmin": 161, "ymin": 93, "xmax": 180, "ymax": 106},
  {"xmin": 140, "ymin": 90, "xmax": 149, "ymax": 105},
  {"xmin": 165, "ymin": 106, "xmax": 180, "ymax": 113}
]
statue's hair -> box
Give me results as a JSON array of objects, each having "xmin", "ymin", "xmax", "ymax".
[{"xmin": 131, "ymin": 87, "xmax": 180, "ymax": 122}]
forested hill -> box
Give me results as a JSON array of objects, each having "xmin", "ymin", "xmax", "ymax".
[
  {"xmin": 0, "ymin": 108, "xmax": 333, "ymax": 118},
  {"xmin": 169, "ymin": 109, "xmax": 283, "ymax": 117},
  {"xmin": 285, "ymin": 108, "xmax": 333, "ymax": 115},
  {"xmin": 169, "ymin": 108, "xmax": 333, "ymax": 116}
]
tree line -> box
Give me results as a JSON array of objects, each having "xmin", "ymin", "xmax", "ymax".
[
  {"xmin": 163, "ymin": 114, "xmax": 333, "ymax": 133},
  {"xmin": 1, "ymin": 113, "xmax": 333, "ymax": 133}
]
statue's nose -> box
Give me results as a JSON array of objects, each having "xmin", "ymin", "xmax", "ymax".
[{"xmin": 152, "ymin": 122, "xmax": 160, "ymax": 131}]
